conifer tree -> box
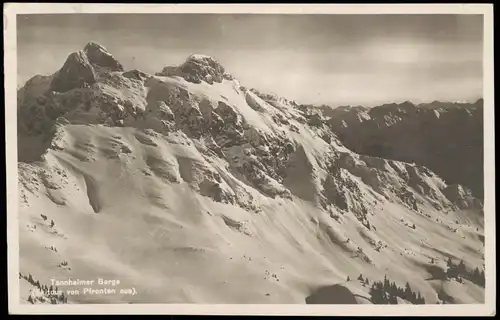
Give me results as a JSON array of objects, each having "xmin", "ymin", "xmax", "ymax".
[
  {"xmin": 404, "ymin": 282, "xmax": 412, "ymax": 301},
  {"xmin": 390, "ymin": 281, "xmax": 397, "ymax": 295},
  {"xmin": 416, "ymin": 292, "xmax": 422, "ymax": 304},
  {"xmin": 473, "ymin": 266, "xmax": 480, "ymax": 279},
  {"xmin": 458, "ymin": 259, "xmax": 466, "ymax": 274},
  {"xmin": 411, "ymin": 291, "xmax": 417, "ymax": 303},
  {"xmin": 384, "ymin": 275, "xmax": 390, "ymax": 291},
  {"xmin": 368, "ymin": 285, "xmax": 376, "ymax": 302},
  {"xmin": 447, "ymin": 257, "xmax": 453, "ymax": 268}
]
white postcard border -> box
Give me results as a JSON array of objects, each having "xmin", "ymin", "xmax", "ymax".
[{"xmin": 4, "ymin": 3, "xmax": 495, "ymax": 316}]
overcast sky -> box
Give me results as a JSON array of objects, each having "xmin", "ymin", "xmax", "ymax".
[{"xmin": 17, "ymin": 14, "xmax": 483, "ymax": 107}]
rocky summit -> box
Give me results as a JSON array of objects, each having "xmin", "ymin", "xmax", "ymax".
[{"xmin": 17, "ymin": 42, "xmax": 485, "ymax": 305}]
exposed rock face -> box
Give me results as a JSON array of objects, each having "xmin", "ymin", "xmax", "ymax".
[
  {"xmin": 156, "ymin": 54, "xmax": 234, "ymax": 84},
  {"xmin": 122, "ymin": 69, "xmax": 149, "ymax": 81},
  {"xmin": 18, "ymin": 42, "xmax": 484, "ymax": 217},
  {"xmin": 327, "ymin": 100, "xmax": 484, "ymax": 200},
  {"xmin": 83, "ymin": 42, "xmax": 124, "ymax": 72},
  {"xmin": 49, "ymin": 42, "xmax": 124, "ymax": 94},
  {"xmin": 442, "ymin": 184, "xmax": 483, "ymax": 210},
  {"xmin": 49, "ymin": 51, "xmax": 97, "ymax": 93}
]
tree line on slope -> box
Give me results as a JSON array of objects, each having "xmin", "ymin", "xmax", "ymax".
[
  {"xmin": 445, "ymin": 257, "xmax": 485, "ymax": 287},
  {"xmin": 349, "ymin": 274, "xmax": 426, "ymax": 304},
  {"xmin": 20, "ymin": 272, "xmax": 68, "ymax": 304}
]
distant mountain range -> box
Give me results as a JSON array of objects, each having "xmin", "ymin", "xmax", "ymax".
[
  {"xmin": 16, "ymin": 42, "xmax": 484, "ymax": 305},
  {"xmin": 324, "ymin": 99, "xmax": 483, "ymax": 200}
]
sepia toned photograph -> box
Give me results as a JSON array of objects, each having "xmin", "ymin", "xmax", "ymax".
[{"xmin": 5, "ymin": 3, "xmax": 495, "ymax": 316}]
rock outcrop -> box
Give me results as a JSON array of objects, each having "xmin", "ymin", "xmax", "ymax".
[
  {"xmin": 49, "ymin": 51, "xmax": 97, "ymax": 93},
  {"xmin": 156, "ymin": 54, "xmax": 234, "ymax": 85},
  {"xmin": 49, "ymin": 42, "xmax": 124, "ymax": 94},
  {"xmin": 18, "ymin": 42, "xmax": 483, "ymax": 215}
]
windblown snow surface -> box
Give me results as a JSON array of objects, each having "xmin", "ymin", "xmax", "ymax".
[{"xmin": 17, "ymin": 43, "xmax": 485, "ymax": 305}]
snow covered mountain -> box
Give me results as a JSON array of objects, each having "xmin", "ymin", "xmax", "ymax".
[
  {"xmin": 325, "ymin": 99, "xmax": 484, "ymax": 200},
  {"xmin": 17, "ymin": 42, "xmax": 485, "ymax": 305}
]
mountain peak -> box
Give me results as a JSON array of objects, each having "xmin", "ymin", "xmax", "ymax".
[
  {"xmin": 49, "ymin": 50, "xmax": 96, "ymax": 93},
  {"xmin": 157, "ymin": 53, "xmax": 233, "ymax": 85},
  {"xmin": 48, "ymin": 42, "xmax": 124, "ymax": 93},
  {"xmin": 186, "ymin": 53, "xmax": 218, "ymax": 62},
  {"xmin": 83, "ymin": 41, "xmax": 108, "ymax": 53},
  {"xmin": 82, "ymin": 41, "xmax": 124, "ymax": 72}
]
